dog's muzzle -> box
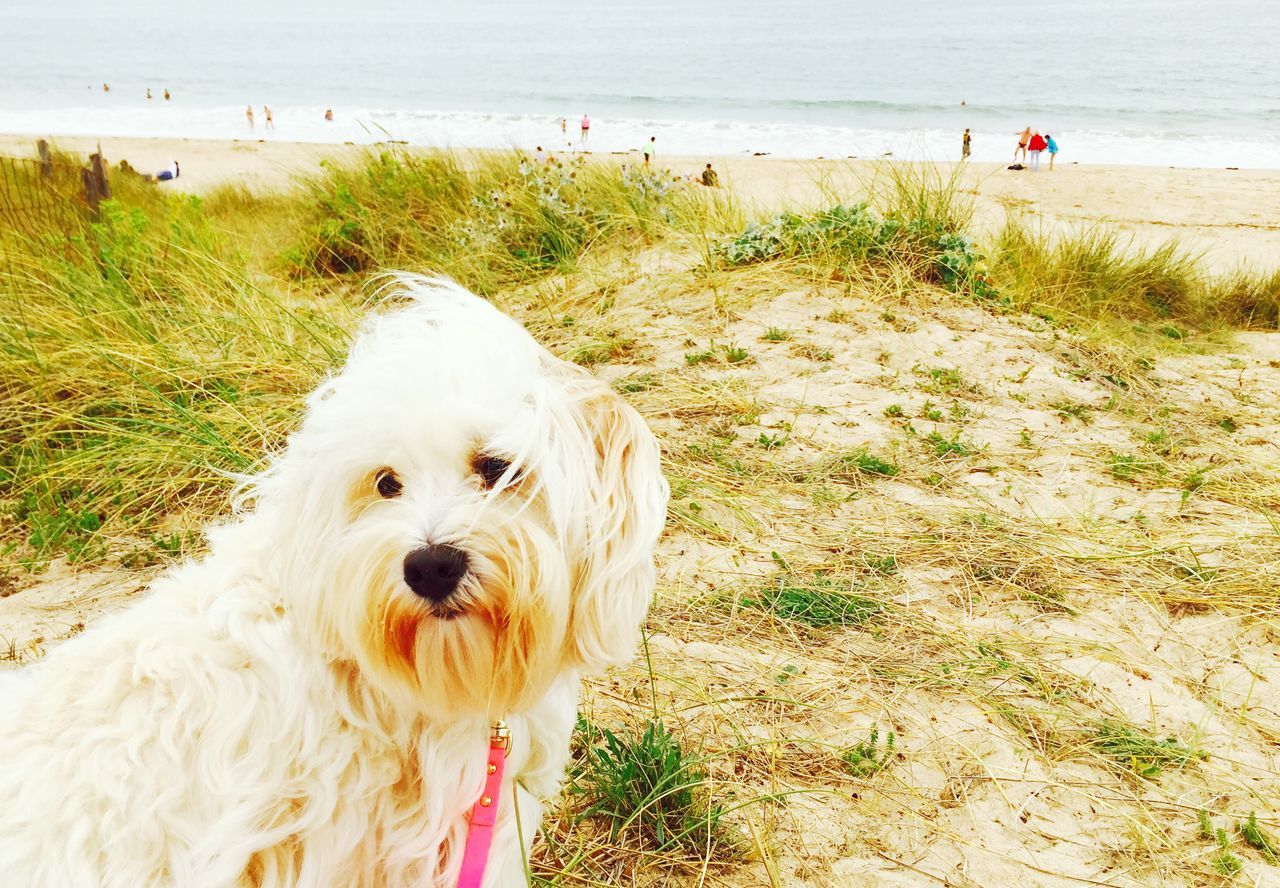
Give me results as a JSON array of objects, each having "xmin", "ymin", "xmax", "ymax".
[{"xmin": 403, "ymin": 544, "xmax": 470, "ymax": 603}]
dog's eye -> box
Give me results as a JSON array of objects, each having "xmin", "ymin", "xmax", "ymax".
[
  {"xmin": 375, "ymin": 469, "xmax": 403, "ymax": 499},
  {"xmin": 472, "ymin": 454, "xmax": 518, "ymax": 489}
]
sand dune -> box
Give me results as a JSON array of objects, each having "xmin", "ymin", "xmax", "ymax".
[{"xmin": 2, "ymin": 133, "xmax": 1277, "ymax": 274}]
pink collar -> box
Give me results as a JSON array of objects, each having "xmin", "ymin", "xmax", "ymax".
[{"xmin": 456, "ymin": 720, "xmax": 510, "ymax": 888}]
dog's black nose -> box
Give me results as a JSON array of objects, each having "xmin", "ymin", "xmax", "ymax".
[{"xmin": 402, "ymin": 545, "xmax": 470, "ymax": 602}]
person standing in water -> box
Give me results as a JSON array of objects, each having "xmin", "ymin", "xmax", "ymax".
[
  {"xmin": 164, "ymin": 88, "xmax": 171, "ymax": 100},
  {"xmin": 146, "ymin": 88, "xmax": 152, "ymax": 100},
  {"xmin": 1015, "ymin": 126, "xmax": 1031, "ymax": 162},
  {"xmin": 246, "ymin": 105, "xmax": 255, "ymax": 130},
  {"xmin": 264, "ymin": 106, "xmax": 274, "ymax": 130},
  {"xmin": 580, "ymin": 114, "xmax": 590, "ymax": 145},
  {"xmin": 962, "ymin": 128, "xmax": 971, "ymax": 160}
]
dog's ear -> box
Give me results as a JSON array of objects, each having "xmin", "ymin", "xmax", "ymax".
[{"xmin": 569, "ymin": 388, "xmax": 668, "ymax": 673}]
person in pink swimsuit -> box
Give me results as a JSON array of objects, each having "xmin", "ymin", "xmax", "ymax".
[{"xmin": 580, "ymin": 114, "xmax": 590, "ymax": 145}]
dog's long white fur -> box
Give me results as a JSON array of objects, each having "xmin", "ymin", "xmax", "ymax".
[{"xmin": 0, "ymin": 277, "xmax": 668, "ymax": 887}]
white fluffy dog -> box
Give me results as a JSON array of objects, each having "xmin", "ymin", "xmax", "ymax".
[{"xmin": 0, "ymin": 277, "xmax": 668, "ymax": 887}]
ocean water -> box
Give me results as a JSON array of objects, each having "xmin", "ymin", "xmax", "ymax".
[{"xmin": 1, "ymin": 0, "xmax": 1277, "ymax": 167}]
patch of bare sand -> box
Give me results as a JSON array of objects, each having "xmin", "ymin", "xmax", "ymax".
[{"xmin": 560, "ymin": 253, "xmax": 1280, "ymax": 884}]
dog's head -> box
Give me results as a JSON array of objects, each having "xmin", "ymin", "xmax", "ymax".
[{"xmin": 241, "ymin": 277, "xmax": 667, "ymax": 717}]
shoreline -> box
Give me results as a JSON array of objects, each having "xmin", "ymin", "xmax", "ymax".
[{"xmin": 3, "ymin": 133, "xmax": 1279, "ymax": 273}]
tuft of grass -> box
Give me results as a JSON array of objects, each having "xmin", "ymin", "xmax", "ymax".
[
  {"xmin": 789, "ymin": 341, "xmax": 835, "ymax": 362},
  {"xmin": 743, "ymin": 558, "xmax": 882, "ymax": 628},
  {"xmin": 760, "ymin": 326, "xmax": 792, "ymax": 342},
  {"xmin": 989, "ymin": 222, "xmax": 1280, "ymax": 333},
  {"xmin": 614, "ymin": 372, "xmax": 659, "ymax": 394},
  {"xmin": 284, "ymin": 149, "xmax": 692, "ymax": 292},
  {"xmin": 0, "ymin": 186, "xmax": 348, "ymax": 571},
  {"xmin": 570, "ymin": 331, "xmax": 639, "ymax": 367},
  {"xmin": 1090, "ymin": 721, "xmax": 1205, "ymax": 777},
  {"xmin": 1212, "ymin": 267, "xmax": 1280, "ymax": 329},
  {"xmin": 1107, "ymin": 452, "xmax": 1146, "ymax": 480},
  {"xmin": 573, "ymin": 718, "xmax": 728, "ymax": 855},
  {"xmin": 821, "ymin": 449, "xmax": 900, "ymax": 479}
]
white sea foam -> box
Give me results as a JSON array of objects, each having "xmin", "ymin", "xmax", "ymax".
[{"xmin": 3, "ymin": 105, "xmax": 1277, "ymax": 170}]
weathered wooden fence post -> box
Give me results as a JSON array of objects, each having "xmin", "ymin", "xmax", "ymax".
[
  {"xmin": 37, "ymin": 139, "xmax": 52, "ymax": 180},
  {"xmin": 81, "ymin": 148, "xmax": 112, "ymax": 221},
  {"xmin": 81, "ymin": 165, "xmax": 101, "ymax": 221}
]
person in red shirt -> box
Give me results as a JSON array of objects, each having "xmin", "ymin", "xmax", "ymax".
[{"xmin": 1027, "ymin": 132, "xmax": 1048, "ymax": 170}]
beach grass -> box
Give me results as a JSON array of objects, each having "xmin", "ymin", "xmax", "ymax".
[{"xmin": 2, "ymin": 145, "xmax": 1279, "ymax": 885}]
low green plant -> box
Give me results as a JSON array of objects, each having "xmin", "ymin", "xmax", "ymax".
[
  {"xmin": 1199, "ymin": 810, "xmax": 1244, "ymax": 875},
  {"xmin": 790, "ymin": 341, "xmax": 835, "ymax": 362},
  {"xmin": 883, "ymin": 403, "xmax": 904, "ymax": 418},
  {"xmin": 861, "ymin": 553, "xmax": 899, "ymax": 575},
  {"xmin": 927, "ymin": 431, "xmax": 975, "ymax": 458},
  {"xmin": 1051, "ymin": 400, "xmax": 1093, "ymax": 423},
  {"xmin": 1107, "ymin": 452, "xmax": 1144, "ymax": 480},
  {"xmin": 841, "ymin": 725, "xmax": 897, "ymax": 777},
  {"xmin": 1240, "ymin": 811, "xmax": 1280, "ymax": 864},
  {"xmin": 614, "ymin": 372, "xmax": 659, "ymax": 394},
  {"xmin": 760, "ymin": 327, "xmax": 792, "ymax": 342},
  {"xmin": 822, "ymin": 449, "xmax": 899, "ymax": 479}
]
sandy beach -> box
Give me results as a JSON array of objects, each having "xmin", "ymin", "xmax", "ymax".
[{"xmin": 3, "ymin": 133, "xmax": 1277, "ymax": 274}]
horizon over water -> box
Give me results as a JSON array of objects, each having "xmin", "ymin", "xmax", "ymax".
[{"xmin": 1, "ymin": 0, "xmax": 1278, "ymax": 168}]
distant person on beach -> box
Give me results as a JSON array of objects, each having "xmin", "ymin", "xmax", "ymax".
[
  {"xmin": 643, "ymin": 136, "xmax": 655, "ymax": 167},
  {"xmin": 580, "ymin": 114, "xmax": 590, "ymax": 144},
  {"xmin": 1027, "ymin": 132, "xmax": 1047, "ymax": 170},
  {"xmin": 962, "ymin": 128, "xmax": 971, "ymax": 160},
  {"xmin": 535, "ymin": 145, "xmax": 546, "ymax": 164},
  {"xmin": 164, "ymin": 88, "xmax": 171, "ymax": 100},
  {"xmin": 1045, "ymin": 133, "xmax": 1059, "ymax": 170},
  {"xmin": 246, "ymin": 105, "xmax": 255, "ymax": 129},
  {"xmin": 561, "ymin": 118, "xmax": 567, "ymax": 135},
  {"xmin": 103, "ymin": 83, "xmax": 110, "ymax": 93},
  {"xmin": 701, "ymin": 163, "xmax": 719, "ymax": 187},
  {"xmin": 1015, "ymin": 126, "xmax": 1031, "ymax": 161},
  {"xmin": 146, "ymin": 88, "xmax": 152, "ymax": 100},
  {"xmin": 324, "ymin": 108, "xmax": 334, "ymax": 121},
  {"xmin": 264, "ymin": 106, "xmax": 274, "ymax": 130},
  {"xmin": 156, "ymin": 160, "xmax": 180, "ymax": 181}
]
